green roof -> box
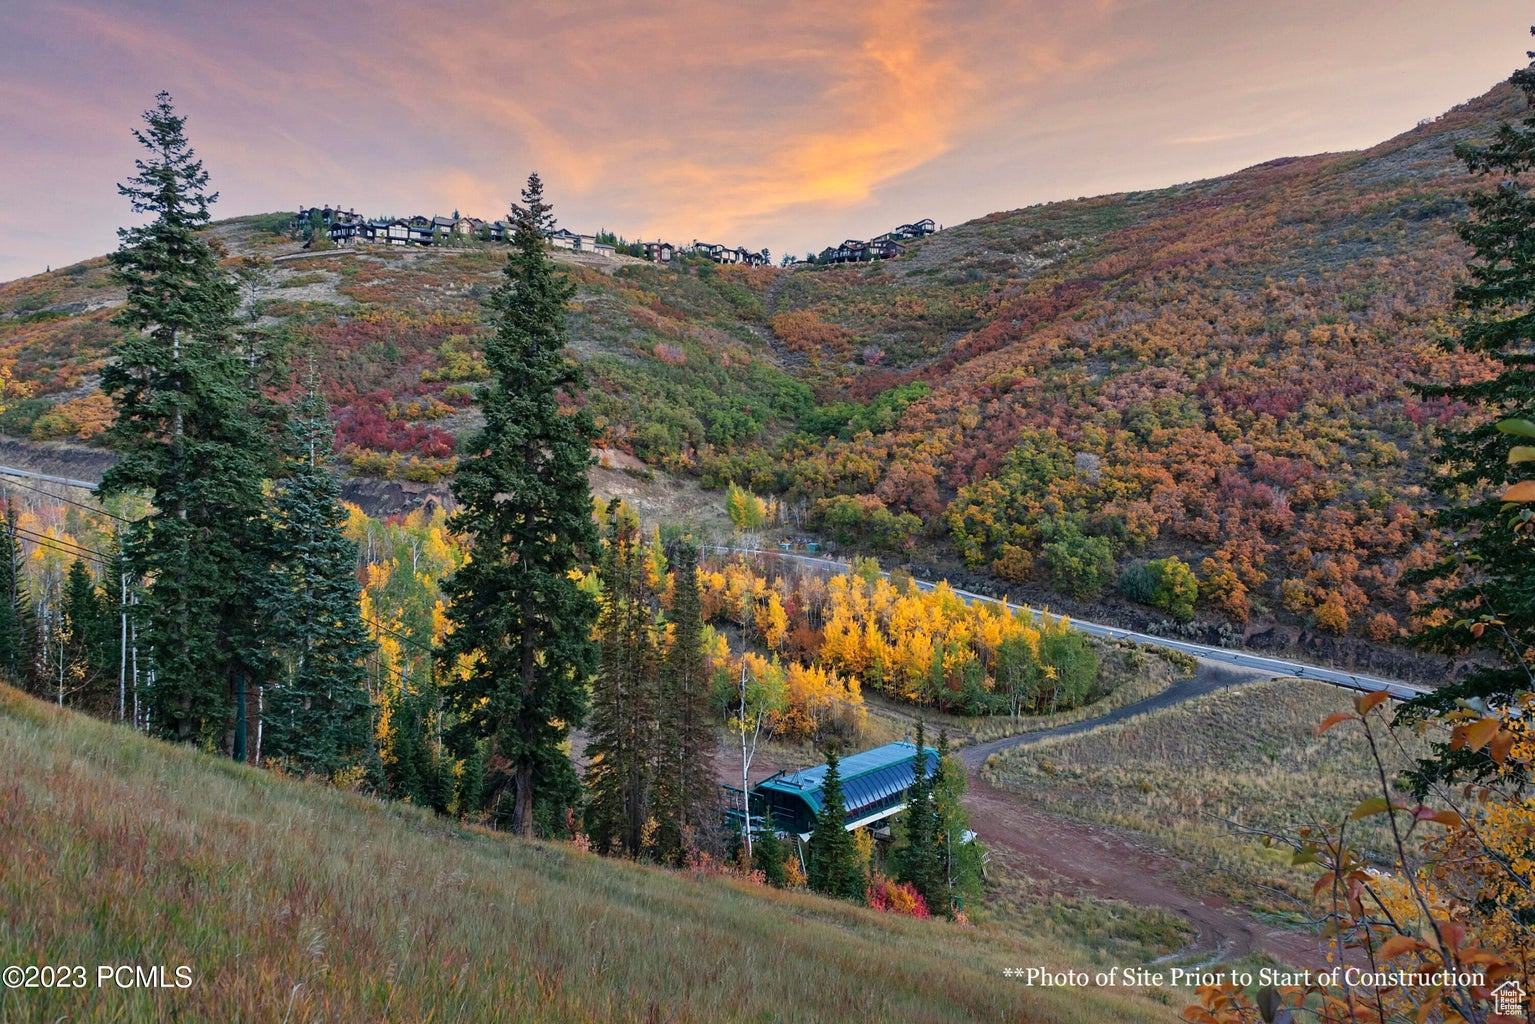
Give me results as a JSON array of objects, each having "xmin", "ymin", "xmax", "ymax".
[{"xmin": 755, "ymin": 742, "xmax": 936, "ymax": 818}]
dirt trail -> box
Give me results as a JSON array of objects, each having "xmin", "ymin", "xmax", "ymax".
[
  {"xmin": 960, "ymin": 659, "xmax": 1332, "ymax": 969},
  {"xmin": 965, "ymin": 774, "xmax": 1328, "ymax": 968}
]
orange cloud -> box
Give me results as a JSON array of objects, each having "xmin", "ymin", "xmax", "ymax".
[{"xmin": 628, "ymin": 0, "xmax": 975, "ymax": 242}]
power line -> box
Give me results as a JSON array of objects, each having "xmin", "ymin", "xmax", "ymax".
[
  {"xmin": 0, "ymin": 474, "xmax": 132, "ymax": 523},
  {"xmin": 361, "ymin": 614, "xmax": 437, "ymax": 655},
  {"xmin": 9, "ymin": 525, "xmax": 112, "ymax": 568}
]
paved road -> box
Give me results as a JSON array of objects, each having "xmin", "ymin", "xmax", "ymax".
[
  {"xmin": 958, "ymin": 662, "xmax": 1266, "ymax": 769},
  {"xmin": 0, "ymin": 465, "xmax": 99, "ymax": 491},
  {"xmin": 0, "ymin": 476, "xmax": 1424, "ymax": 700}
]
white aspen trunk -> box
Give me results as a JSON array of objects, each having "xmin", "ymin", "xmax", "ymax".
[
  {"xmin": 131, "ymin": 612, "xmax": 141, "ymax": 730},
  {"xmin": 118, "ymin": 572, "xmax": 128, "ymax": 722},
  {"xmin": 739, "ymin": 661, "xmax": 752, "ymax": 857}
]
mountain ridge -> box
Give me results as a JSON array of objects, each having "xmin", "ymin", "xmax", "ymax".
[{"xmin": 0, "ymin": 81, "xmax": 1520, "ymax": 662}]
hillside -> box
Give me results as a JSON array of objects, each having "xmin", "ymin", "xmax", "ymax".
[
  {"xmin": 0, "ymin": 684, "xmax": 1169, "ymax": 1024},
  {"xmin": 0, "ymin": 82, "xmax": 1521, "ymax": 662}
]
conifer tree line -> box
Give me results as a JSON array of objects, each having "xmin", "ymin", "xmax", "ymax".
[
  {"xmin": 0, "ymin": 93, "xmax": 732, "ymax": 858},
  {"xmin": 582, "ymin": 504, "xmax": 717, "ymax": 861},
  {"xmin": 7, "ymin": 92, "xmax": 985, "ymax": 902}
]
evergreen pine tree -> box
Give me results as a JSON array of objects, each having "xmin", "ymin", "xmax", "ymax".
[
  {"xmin": 97, "ymin": 92, "xmax": 274, "ymax": 748},
  {"xmin": 259, "ymin": 381, "xmax": 375, "ymax": 778},
  {"xmin": 653, "ymin": 541, "xmax": 717, "ymax": 863},
  {"xmin": 440, "ymin": 173, "xmax": 600, "ymax": 837},
  {"xmin": 96, "ymin": 544, "xmax": 129, "ymax": 719},
  {"xmin": 60, "ymin": 559, "xmax": 110, "ymax": 713},
  {"xmin": 931, "ymin": 729, "xmax": 984, "ymax": 916},
  {"xmin": 383, "ymin": 682, "xmax": 451, "ymax": 812},
  {"xmin": 585, "ymin": 503, "xmax": 661, "ymax": 856},
  {"xmin": 1403, "ymin": 39, "xmax": 1535, "ymax": 786},
  {"xmin": 455, "ymin": 738, "xmax": 489, "ymax": 818},
  {"xmin": 893, "ymin": 720, "xmax": 944, "ymax": 910},
  {"xmin": 806, "ymin": 747, "xmax": 866, "ymax": 902},
  {"xmin": 0, "ymin": 505, "xmax": 36, "ymax": 687},
  {"xmin": 751, "ymin": 825, "xmax": 790, "ymax": 887}
]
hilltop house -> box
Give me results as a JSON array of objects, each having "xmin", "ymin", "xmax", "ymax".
[
  {"xmin": 350, "ymin": 219, "xmax": 411, "ymax": 246},
  {"xmin": 681, "ymin": 241, "xmax": 770, "ymax": 266},
  {"xmin": 821, "ymin": 236, "xmax": 905, "ymax": 264},
  {"xmin": 802, "ymin": 217, "xmax": 931, "ymax": 264},
  {"xmin": 293, "ymin": 205, "xmax": 358, "ymax": 230},
  {"xmin": 890, "ymin": 218, "xmax": 936, "ymax": 240},
  {"xmin": 295, "ymin": 201, "xmax": 764, "ymax": 261}
]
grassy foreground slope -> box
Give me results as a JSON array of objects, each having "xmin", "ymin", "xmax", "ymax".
[{"xmin": 0, "ymin": 685, "xmax": 1167, "ymax": 1024}]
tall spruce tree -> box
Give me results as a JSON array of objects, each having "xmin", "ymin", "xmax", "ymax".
[
  {"xmin": 440, "ymin": 173, "xmax": 600, "ymax": 837},
  {"xmin": 806, "ymin": 747, "xmax": 866, "ymax": 902},
  {"xmin": 930, "ymin": 729, "xmax": 984, "ymax": 916},
  {"xmin": 893, "ymin": 720, "xmax": 944, "ymax": 911},
  {"xmin": 1402, "ymin": 40, "xmax": 1535, "ymax": 787},
  {"xmin": 0, "ymin": 505, "xmax": 35, "ymax": 687},
  {"xmin": 584, "ymin": 503, "xmax": 661, "ymax": 856},
  {"xmin": 60, "ymin": 558, "xmax": 110, "ymax": 714},
  {"xmin": 653, "ymin": 541, "xmax": 717, "ymax": 862},
  {"xmin": 259, "ymin": 382, "xmax": 375, "ymax": 778},
  {"xmin": 98, "ymin": 92, "xmax": 274, "ymax": 749}
]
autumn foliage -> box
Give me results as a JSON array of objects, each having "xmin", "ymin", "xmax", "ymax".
[
  {"xmin": 699, "ymin": 556, "xmax": 1097, "ymax": 717},
  {"xmin": 1185, "ymin": 691, "xmax": 1534, "ymax": 1024}
]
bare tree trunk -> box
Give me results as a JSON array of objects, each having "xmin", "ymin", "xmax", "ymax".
[
  {"xmin": 514, "ymin": 763, "xmax": 533, "ymax": 838},
  {"xmin": 739, "ymin": 661, "xmax": 753, "ymax": 858},
  {"xmin": 516, "ymin": 596, "xmax": 538, "ymax": 839},
  {"xmin": 118, "ymin": 571, "xmax": 127, "ymax": 721},
  {"xmin": 130, "ymin": 611, "xmax": 140, "ymax": 730}
]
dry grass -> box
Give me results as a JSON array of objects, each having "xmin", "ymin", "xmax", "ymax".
[
  {"xmin": 983, "ymin": 678, "xmax": 1432, "ymax": 915},
  {"xmin": 984, "ymin": 861, "xmax": 1192, "ymax": 969},
  {"xmin": 0, "ymin": 684, "xmax": 1170, "ymax": 1024}
]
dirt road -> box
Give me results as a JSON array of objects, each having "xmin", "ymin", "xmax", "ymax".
[{"xmin": 960, "ymin": 660, "xmax": 1332, "ymax": 968}]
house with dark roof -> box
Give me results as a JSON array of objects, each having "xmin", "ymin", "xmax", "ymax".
[
  {"xmin": 369, "ymin": 219, "xmax": 411, "ymax": 245},
  {"xmin": 831, "ymin": 239, "xmax": 868, "ymax": 263},
  {"xmin": 890, "ymin": 218, "xmax": 937, "ymax": 240}
]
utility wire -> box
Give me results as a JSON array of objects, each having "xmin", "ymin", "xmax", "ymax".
[
  {"xmin": 0, "ymin": 475, "xmax": 133, "ymax": 523},
  {"xmin": 9, "ymin": 525, "xmax": 112, "ymax": 567},
  {"xmin": 361, "ymin": 614, "xmax": 437, "ymax": 655}
]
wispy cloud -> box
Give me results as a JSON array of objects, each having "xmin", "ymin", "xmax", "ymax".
[{"xmin": 0, "ymin": 0, "xmax": 1527, "ymax": 282}]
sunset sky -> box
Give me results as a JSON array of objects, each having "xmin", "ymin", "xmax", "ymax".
[{"xmin": 1, "ymin": 1, "xmax": 1530, "ymax": 283}]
